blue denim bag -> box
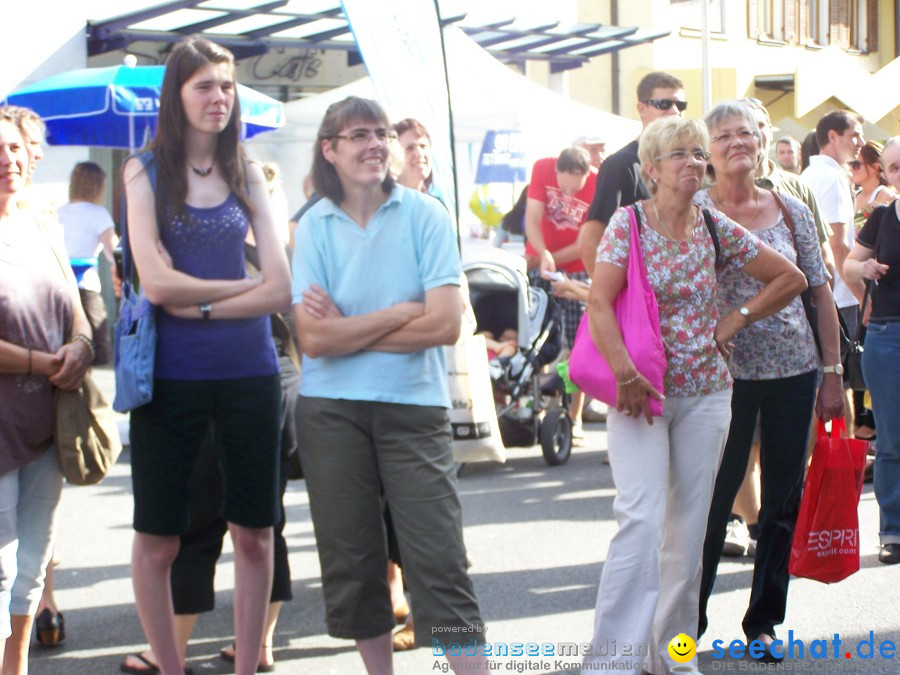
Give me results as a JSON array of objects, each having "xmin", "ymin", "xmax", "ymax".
[{"xmin": 113, "ymin": 152, "xmax": 157, "ymax": 413}]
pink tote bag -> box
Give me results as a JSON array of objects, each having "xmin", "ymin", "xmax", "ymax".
[{"xmin": 569, "ymin": 206, "xmax": 667, "ymax": 416}]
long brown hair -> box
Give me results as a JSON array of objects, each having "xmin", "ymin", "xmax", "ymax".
[{"xmin": 152, "ymin": 38, "xmax": 249, "ymax": 222}]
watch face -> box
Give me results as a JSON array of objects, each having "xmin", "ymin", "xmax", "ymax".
[{"xmin": 835, "ymin": 364, "xmax": 844, "ymax": 375}]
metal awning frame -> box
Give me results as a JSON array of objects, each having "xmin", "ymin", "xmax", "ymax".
[{"xmin": 87, "ymin": 0, "xmax": 669, "ymax": 73}]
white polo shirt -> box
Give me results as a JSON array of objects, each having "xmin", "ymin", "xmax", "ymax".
[{"xmin": 801, "ymin": 154, "xmax": 857, "ymax": 308}]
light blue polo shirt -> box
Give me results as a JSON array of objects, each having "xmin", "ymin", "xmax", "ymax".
[{"xmin": 291, "ymin": 185, "xmax": 460, "ymax": 407}]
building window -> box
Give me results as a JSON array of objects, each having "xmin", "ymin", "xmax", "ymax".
[
  {"xmin": 747, "ymin": 1, "xmax": 876, "ymax": 51},
  {"xmin": 806, "ymin": 0, "xmax": 831, "ymax": 46},
  {"xmin": 670, "ymin": 0, "xmax": 725, "ymax": 34},
  {"xmin": 850, "ymin": 0, "xmax": 878, "ymax": 51},
  {"xmin": 763, "ymin": 0, "xmax": 786, "ymax": 41}
]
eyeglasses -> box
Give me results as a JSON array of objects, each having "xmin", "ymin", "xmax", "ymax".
[
  {"xmin": 655, "ymin": 149, "xmax": 710, "ymax": 163},
  {"xmin": 642, "ymin": 98, "xmax": 688, "ymax": 112},
  {"xmin": 332, "ymin": 128, "xmax": 398, "ymax": 145},
  {"xmin": 710, "ymin": 130, "xmax": 756, "ymax": 145},
  {"xmin": 848, "ymin": 160, "xmax": 863, "ymax": 170}
]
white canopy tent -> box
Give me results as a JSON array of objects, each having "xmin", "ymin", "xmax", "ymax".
[{"xmin": 247, "ymin": 26, "xmax": 642, "ymax": 226}]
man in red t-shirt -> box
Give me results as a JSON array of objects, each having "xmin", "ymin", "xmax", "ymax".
[
  {"xmin": 525, "ymin": 147, "xmax": 597, "ymax": 279},
  {"xmin": 524, "ymin": 147, "xmax": 596, "ymax": 441}
]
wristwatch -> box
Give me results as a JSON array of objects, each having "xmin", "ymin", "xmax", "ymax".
[
  {"xmin": 738, "ymin": 306, "xmax": 752, "ymax": 323},
  {"xmin": 199, "ymin": 302, "xmax": 212, "ymax": 321},
  {"xmin": 823, "ymin": 364, "xmax": 844, "ymax": 375}
]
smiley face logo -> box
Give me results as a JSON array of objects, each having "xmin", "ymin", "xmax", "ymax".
[{"xmin": 668, "ymin": 633, "xmax": 696, "ymax": 663}]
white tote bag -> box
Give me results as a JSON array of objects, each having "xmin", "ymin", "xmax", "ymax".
[{"xmin": 445, "ymin": 334, "xmax": 506, "ymax": 464}]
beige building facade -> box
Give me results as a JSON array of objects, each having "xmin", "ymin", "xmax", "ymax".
[{"xmin": 528, "ymin": 0, "xmax": 899, "ymax": 141}]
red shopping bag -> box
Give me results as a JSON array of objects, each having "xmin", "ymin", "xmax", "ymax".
[{"xmin": 789, "ymin": 418, "xmax": 869, "ymax": 583}]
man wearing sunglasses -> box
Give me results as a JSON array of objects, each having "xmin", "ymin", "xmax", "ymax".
[{"xmin": 578, "ymin": 71, "xmax": 686, "ymax": 272}]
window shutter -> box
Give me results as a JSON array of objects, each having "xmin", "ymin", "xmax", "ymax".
[
  {"xmin": 866, "ymin": 0, "xmax": 878, "ymax": 51},
  {"xmin": 748, "ymin": 0, "xmax": 760, "ymax": 38},
  {"xmin": 798, "ymin": 0, "xmax": 809, "ymax": 43},
  {"xmin": 784, "ymin": 0, "xmax": 797, "ymax": 42},
  {"xmin": 829, "ymin": 1, "xmax": 839, "ymax": 44},
  {"xmin": 838, "ymin": 0, "xmax": 850, "ymax": 48}
]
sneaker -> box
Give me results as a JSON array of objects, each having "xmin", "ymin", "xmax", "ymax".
[
  {"xmin": 722, "ymin": 517, "xmax": 749, "ymax": 557},
  {"xmin": 747, "ymin": 523, "xmax": 760, "ymax": 557},
  {"xmin": 572, "ymin": 424, "xmax": 585, "ymax": 447}
]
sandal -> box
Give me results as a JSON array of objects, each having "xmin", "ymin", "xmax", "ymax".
[
  {"xmin": 220, "ymin": 643, "xmax": 275, "ymax": 673},
  {"xmin": 120, "ymin": 653, "xmax": 159, "ymax": 675},
  {"xmin": 35, "ymin": 608, "xmax": 65, "ymax": 647},
  {"xmin": 120, "ymin": 652, "xmax": 192, "ymax": 675},
  {"xmin": 392, "ymin": 624, "xmax": 417, "ymax": 652}
]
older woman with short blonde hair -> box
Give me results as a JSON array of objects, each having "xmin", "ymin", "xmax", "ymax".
[{"xmin": 584, "ymin": 115, "xmax": 806, "ymax": 674}]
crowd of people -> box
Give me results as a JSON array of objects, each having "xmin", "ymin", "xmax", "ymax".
[{"xmin": 1, "ymin": 36, "xmax": 897, "ymax": 675}]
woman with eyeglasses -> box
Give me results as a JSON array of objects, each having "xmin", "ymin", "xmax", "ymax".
[
  {"xmin": 292, "ymin": 96, "xmax": 486, "ymax": 673},
  {"xmin": 123, "ymin": 38, "xmax": 291, "ymax": 675},
  {"xmin": 584, "ymin": 115, "xmax": 804, "ymax": 674},
  {"xmin": 695, "ymin": 101, "xmax": 843, "ymax": 663}
]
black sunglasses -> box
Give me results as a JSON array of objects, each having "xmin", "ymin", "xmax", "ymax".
[{"xmin": 642, "ymin": 98, "xmax": 688, "ymax": 112}]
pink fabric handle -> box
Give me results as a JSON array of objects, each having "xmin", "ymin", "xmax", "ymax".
[{"xmin": 568, "ymin": 206, "xmax": 667, "ymax": 415}]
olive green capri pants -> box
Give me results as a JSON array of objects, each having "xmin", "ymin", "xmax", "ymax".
[{"xmin": 297, "ymin": 396, "xmax": 485, "ymax": 646}]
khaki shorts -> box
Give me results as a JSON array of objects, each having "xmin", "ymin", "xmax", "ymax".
[{"xmin": 297, "ymin": 396, "xmax": 485, "ymax": 646}]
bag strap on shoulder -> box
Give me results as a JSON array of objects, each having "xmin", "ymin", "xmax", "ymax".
[
  {"xmin": 120, "ymin": 151, "xmax": 157, "ymax": 293},
  {"xmin": 701, "ymin": 208, "xmax": 722, "ymax": 268}
]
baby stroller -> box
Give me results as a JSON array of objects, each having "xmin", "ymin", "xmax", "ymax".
[{"xmin": 463, "ymin": 248, "xmax": 573, "ymax": 465}]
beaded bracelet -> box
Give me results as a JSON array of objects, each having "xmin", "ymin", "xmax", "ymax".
[
  {"xmin": 618, "ymin": 374, "xmax": 641, "ymax": 386},
  {"xmin": 72, "ymin": 333, "xmax": 95, "ymax": 362}
]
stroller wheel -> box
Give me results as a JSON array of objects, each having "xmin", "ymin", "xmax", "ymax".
[{"xmin": 540, "ymin": 407, "xmax": 573, "ymax": 466}]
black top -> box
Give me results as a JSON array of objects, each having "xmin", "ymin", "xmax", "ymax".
[
  {"xmin": 585, "ymin": 139, "xmax": 650, "ymax": 225},
  {"xmin": 857, "ymin": 201, "xmax": 900, "ymax": 321}
]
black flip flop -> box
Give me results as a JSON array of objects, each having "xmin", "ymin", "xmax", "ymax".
[
  {"xmin": 120, "ymin": 653, "xmax": 159, "ymax": 675},
  {"xmin": 120, "ymin": 653, "xmax": 193, "ymax": 675}
]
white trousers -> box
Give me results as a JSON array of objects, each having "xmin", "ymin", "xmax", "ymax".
[
  {"xmin": 0, "ymin": 448, "xmax": 63, "ymax": 639},
  {"xmin": 586, "ymin": 389, "xmax": 732, "ymax": 674}
]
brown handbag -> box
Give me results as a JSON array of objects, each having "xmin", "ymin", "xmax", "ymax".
[
  {"xmin": 38, "ymin": 217, "xmax": 123, "ymax": 484},
  {"xmin": 54, "ymin": 375, "xmax": 123, "ymax": 485}
]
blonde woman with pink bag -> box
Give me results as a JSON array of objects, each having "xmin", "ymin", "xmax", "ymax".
[{"xmin": 583, "ymin": 116, "xmax": 805, "ymax": 674}]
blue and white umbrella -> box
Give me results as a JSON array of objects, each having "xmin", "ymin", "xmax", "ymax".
[{"xmin": 5, "ymin": 63, "xmax": 284, "ymax": 149}]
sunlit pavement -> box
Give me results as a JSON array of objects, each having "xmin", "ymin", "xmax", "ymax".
[{"xmin": 30, "ymin": 371, "xmax": 897, "ymax": 673}]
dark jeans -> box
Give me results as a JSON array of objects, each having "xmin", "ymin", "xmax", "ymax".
[{"xmin": 698, "ymin": 370, "xmax": 817, "ymax": 640}]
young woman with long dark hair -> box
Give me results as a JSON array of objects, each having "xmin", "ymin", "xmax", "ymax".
[{"xmin": 122, "ymin": 38, "xmax": 290, "ymax": 675}]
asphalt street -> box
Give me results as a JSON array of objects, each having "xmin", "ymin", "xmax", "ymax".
[{"xmin": 28, "ymin": 368, "xmax": 899, "ymax": 674}]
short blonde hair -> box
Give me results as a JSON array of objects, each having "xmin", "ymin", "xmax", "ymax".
[{"xmin": 638, "ymin": 117, "xmax": 709, "ymax": 195}]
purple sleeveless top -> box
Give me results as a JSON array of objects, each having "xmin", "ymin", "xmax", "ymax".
[{"xmin": 155, "ymin": 194, "xmax": 278, "ymax": 380}]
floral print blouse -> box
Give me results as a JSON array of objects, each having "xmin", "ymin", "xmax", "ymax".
[
  {"xmin": 596, "ymin": 202, "xmax": 761, "ymax": 397},
  {"xmin": 695, "ymin": 190, "xmax": 828, "ymax": 380}
]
